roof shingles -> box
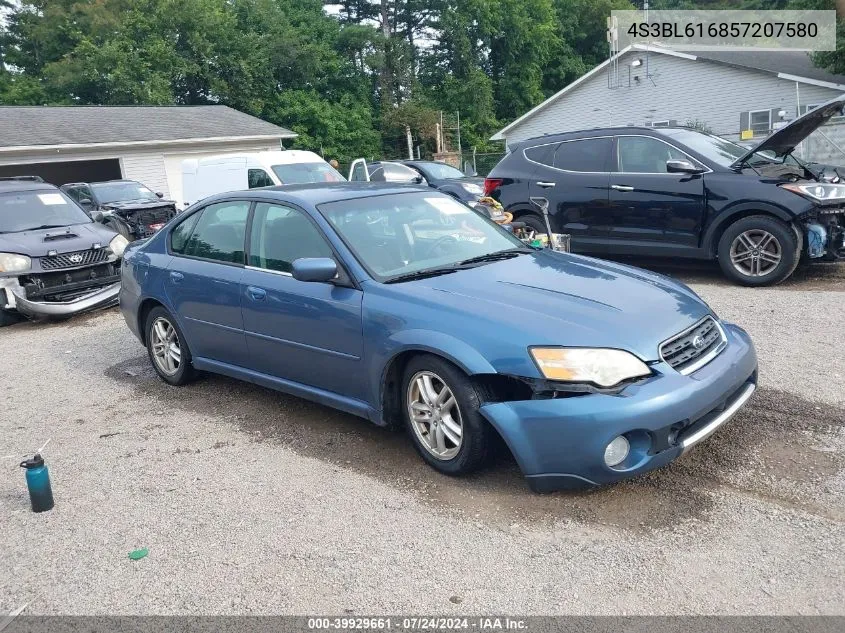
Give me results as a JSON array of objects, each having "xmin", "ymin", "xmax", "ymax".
[{"xmin": 0, "ymin": 105, "xmax": 296, "ymax": 149}]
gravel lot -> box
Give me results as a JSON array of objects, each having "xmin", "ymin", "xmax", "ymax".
[{"xmin": 1, "ymin": 260, "xmax": 843, "ymax": 615}]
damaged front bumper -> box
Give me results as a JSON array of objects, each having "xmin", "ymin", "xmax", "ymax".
[{"xmin": 1, "ymin": 277, "xmax": 120, "ymax": 319}]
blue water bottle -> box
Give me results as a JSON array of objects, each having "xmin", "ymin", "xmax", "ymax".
[{"xmin": 20, "ymin": 453, "xmax": 54, "ymax": 513}]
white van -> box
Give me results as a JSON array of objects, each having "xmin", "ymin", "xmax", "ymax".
[{"xmin": 180, "ymin": 150, "xmax": 344, "ymax": 207}]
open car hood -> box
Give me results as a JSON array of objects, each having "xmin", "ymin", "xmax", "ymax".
[{"xmin": 732, "ymin": 95, "xmax": 845, "ymax": 167}]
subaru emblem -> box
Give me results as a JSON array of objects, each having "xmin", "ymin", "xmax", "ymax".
[{"xmin": 692, "ymin": 335, "xmax": 705, "ymax": 350}]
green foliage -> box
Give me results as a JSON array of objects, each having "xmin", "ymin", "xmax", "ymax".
[{"xmin": 0, "ymin": 0, "xmax": 841, "ymax": 159}]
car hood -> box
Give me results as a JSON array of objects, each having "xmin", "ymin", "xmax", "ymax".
[
  {"xmin": 732, "ymin": 94, "xmax": 845, "ymax": 165},
  {"xmin": 102, "ymin": 199, "xmax": 175, "ymax": 211},
  {"xmin": 395, "ymin": 251, "xmax": 711, "ymax": 362},
  {"xmin": 0, "ymin": 222, "xmax": 119, "ymax": 257}
]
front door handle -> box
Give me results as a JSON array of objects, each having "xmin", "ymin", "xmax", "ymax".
[
  {"xmin": 247, "ymin": 286, "xmax": 267, "ymax": 301},
  {"xmin": 169, "ymin": 271, "xmax": 184, "ymax": 284},
  {"xmin": 611, "ymin": 185, "xmax": 635, "ymax": 192},
  {"xmin": 537, "ymin": 181, "xmax": 556, "ymax": 188}
]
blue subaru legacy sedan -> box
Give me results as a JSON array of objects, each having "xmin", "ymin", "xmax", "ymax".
[{"xmin": 120, "ymin": 184, "xmax": 758, "ymax": 491}]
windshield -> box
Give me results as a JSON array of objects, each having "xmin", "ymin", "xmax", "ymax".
[
  {"xmin": 417, "ymin": 162, "xmax": 465, "ymax": 180},
  {"xmin": 92, "ymin": 181, "xmax": 159, "ymax": 203},
  {"xmin": 271, "ymin": 162, "xmax": 346, "ymax": 184},
  {"xmin": 319, "ymin": 192, "xmax": 526, "ymax": 282},
  {"xmin": 0, "ymin": 190, "xmax": 92, "ymax": 233},
  {"xmin": 659, "ymin": 129, "xmax": 749, "ymax": 167}
]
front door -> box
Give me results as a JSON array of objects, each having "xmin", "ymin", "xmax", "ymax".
[
  {"xmin": 605, "ymin": 135, "xmax": 707, "ymax": 251},
  {"xmin": 241, "ymin": 202, "xmax": 365, "ymax": 400},
  {"xmin": 526, "ymin": 137, "xmax": 612, "ymax": 248},
  {"xmin": 165, "ymin": 200, "xmax": 251, "ymax": 367}
]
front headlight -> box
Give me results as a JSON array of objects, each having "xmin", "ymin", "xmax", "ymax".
[
  {"xmin": 108, "ymin": 235, "xmax": 130, "ymax": 258},
  {"xmin": 529, "ymin": 347, "xmax": 651, "ymax": 388},
  {"xmin": 780, "ymin": 182, "xmax": 845, "ymax": 202},
  {"xmin": 0, "ymin": 253, "xmax": 31, "ymax": 273}
]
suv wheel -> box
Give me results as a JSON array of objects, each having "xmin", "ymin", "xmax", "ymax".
[
  {"xmin": 401, "ymin": 355, "xmax": 493, "ymax": 476},
  {"xmin": 717, "ymin": 215, "xmax": 799, "ymax": 286},
  {"xmin": 519, "ymin": 214, "xmax": 548, "ymax": 238}
]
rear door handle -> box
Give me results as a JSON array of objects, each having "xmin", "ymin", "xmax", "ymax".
[
  {"xmin": 169, "ymin": 271, "xmax": 184, "ymax": 284},
  {"xmin": 247, "ymin": 286, "xmax": 267, "ymax": 301},
  {"xmin": 537, "ymin": 182, "xmax": 556, "ymax": 188},
  {"xmin": 611, "ymin": 185, "xmax": 635, "ymax": 192}
]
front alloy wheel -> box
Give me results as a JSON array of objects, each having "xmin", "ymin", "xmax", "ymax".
[
  {"xmin": 407, "ymin": 371, "xmax": 463, "ymax": 460},
  {"xmin": 729, "ymin": 229, "xmax": 782, "ymax": 277},
  {"xmin": 401, "ymin": 354, "xmax": 493, "ymax": 475}
]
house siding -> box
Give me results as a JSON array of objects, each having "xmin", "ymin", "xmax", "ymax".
[{"xmin": 503, "ymin": 51, "xmax": 843, "ymax": 146}]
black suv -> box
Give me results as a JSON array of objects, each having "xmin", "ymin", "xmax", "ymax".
[
  {"xmin": 486, "ymin": 96, "xmax": 845, "ymax": 285},
  {"xmin": 61, "ymin": 179, "xmax": 178, "ymax": 241},
  {"xmin": 0, "ymin": 177, "xmax": 126, "ymax": 325}
]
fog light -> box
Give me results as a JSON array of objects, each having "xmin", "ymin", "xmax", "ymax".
[{"xmin": 604, "ymin": 435, "xmax": 630, "ymax": 467}]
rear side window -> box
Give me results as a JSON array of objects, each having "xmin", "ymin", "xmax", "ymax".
[
  {"xmin": 554, "ymin": 138, "xmax": 612, "ymax": 172},
  {"xmin": 524, "ymin": 144, "xmax": 558, "ymax": 167},
  {"xmin": 182, "ymin": 201, "xmax": 250, "ymax": 264},
  {"xmin": 170, "ymin": 212, "xmax": 200, "ymax": 254}
]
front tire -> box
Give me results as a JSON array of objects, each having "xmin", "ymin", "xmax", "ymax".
[
  {"xmin": 106, "ymin": 218, "xmax": 133, "ymax": 241},
  {"xmin": 0, "ymin": 309, "xmax": 21, "ymax": 327},
  {"xmin": 717, "ymin": 215, "xmax": 799, "ymax": 286},
  {"xmin": 401, "ymin": 355, "xmax": 493, "ymax": 475},
  {"xmin": 145, "ymin": 306, "xmax": 197, "ymax": 385}
]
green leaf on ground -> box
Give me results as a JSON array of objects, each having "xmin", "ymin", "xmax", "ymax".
[{"xmin": 128, "ymin": 548, "xmax": 149, "ymax": 561}]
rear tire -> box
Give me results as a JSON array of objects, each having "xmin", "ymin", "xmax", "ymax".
[
  {"xmin": 401, "ymin": 354, "xmax": 493, "ymax": 476},
  {"xmin": 520, "ymin": 214, "xmax": 548, "ymax": 238},
  {"xmin": 145, "ymin": 306, "xmax": 197, "ymax": 386},
  {"xmin": 717, "ymin": 215, "xmax": 799, "ymax": 286}
]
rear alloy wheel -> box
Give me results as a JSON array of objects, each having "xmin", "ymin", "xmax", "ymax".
[
  {"xmin": 145, "ymin": 306, "xmax": 197, "ymax": 385},
  {"xmin": 717, "ymin": 215, "xmax": 799, "ymax": 286},
  {"xmin": 402, "ymin": 355, "xmax": 493, "ymax": 475}
]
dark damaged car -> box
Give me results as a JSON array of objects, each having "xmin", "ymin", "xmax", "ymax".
[
  {"xmin": 487, "ymin": 94, "xmax": 845, "ymax": 286},
  {"xmin": 0, "ymin": 179, "xmax": 127, "ymax": 325},
  {"xmin": 61, "ymin": 179, "xmax": 178, "ymax": 241}
]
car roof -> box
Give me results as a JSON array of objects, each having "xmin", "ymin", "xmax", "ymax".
[
  {"xmin": 63, "ymin": 179, "xmax": 139, "ymax": 187},
  {"xmin": 515, "ymin": 126, "xmax": 694, "ymax": 147},
  {"xmin": 0, "ymin": 180, "xmax": 59, "ymax": 193},
  {"xmin": 201, "ymin": 182, "xmax": 431, "ymax": 208}
]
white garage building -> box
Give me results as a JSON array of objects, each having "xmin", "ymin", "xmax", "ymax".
[{"xmin": 0, "ymin": 105, "xmax": 297, "ymax": 204}]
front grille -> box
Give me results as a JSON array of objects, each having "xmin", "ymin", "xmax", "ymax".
[
  {"xmin": 659, "ymin": 316, "xmax": 726, "ymax": 374},
  {"xmin": 40, "ymin": 248, "xmax": 109, "ymax": 271}
]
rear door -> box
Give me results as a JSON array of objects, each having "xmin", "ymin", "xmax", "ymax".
[
  {"xmin": 526, "ymin": 137, "xmax": 612, "ymax": 246},
  {"xmin": 165, "ymin": 200, "xmax": 251, "ymax": 367},
  {"xmin": 606, "ymin": 135, "xmax": 707, "ymax": 250}
]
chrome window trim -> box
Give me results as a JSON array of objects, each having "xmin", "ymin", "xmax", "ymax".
[
  {"xmin": 245, "ymin": 265, "xmax": 292, "ymax": 277},
  {"xmin": 659, "ymin": 315, "xmax": 727, "ymax": 375},
  {"xmin": 522, "ymin": 135, "xmax": 614, "ymax": 174},
  {"xmin": 614, "ymin": 134, "xmax": 713, "ymax": 175}
]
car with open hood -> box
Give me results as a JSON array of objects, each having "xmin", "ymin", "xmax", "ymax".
[
  {"xmin": 486, "ymin": 94, "xmax": 845, "ymax": 286},
  {"xmin": 0, "ymin": 178, "xmax": 128, "ymax": 325},
  {"xmin": 119, "ymin": 183, "xmax": 757, "ymax": 491},
  {"xmin": 61, "ymin": 179, "xmax": 178, "ymax": 241}
]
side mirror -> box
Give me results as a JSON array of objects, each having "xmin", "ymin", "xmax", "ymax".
[
  {"xmin": 79, "ymin": 198, "xmax": 93, "ymax": 207},
  {"xmin": 666, "ymin": 159, "xmax": 704, "ymax": 174},
  {"xmin": 413, "ymin": 176, "xmax": 424, "ymax": 185},
  {"xmin": 156, "ymin": 192, "xmax": 164, "ymax": 199},
  {"xmin": 291, "ymin": 257, "xmax": 338, "ymax": 283},
  {"xmin": 92, "ymin": 211, "xmax": 105, "ymax": 223}
]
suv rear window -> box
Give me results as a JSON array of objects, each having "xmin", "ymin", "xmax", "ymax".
[{"xmin": 554, "ymin": 138, "xmax": 612, "ymax": 172}]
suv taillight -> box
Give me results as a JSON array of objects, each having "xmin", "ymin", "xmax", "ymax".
[{"xmin": 483, "ymin": 178, "xmax": 503, "ymax": 197}]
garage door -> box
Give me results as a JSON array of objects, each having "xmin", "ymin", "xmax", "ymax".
[{"xmin": 0, "ymin": 159, "xmax": 122, "ymax": 186}]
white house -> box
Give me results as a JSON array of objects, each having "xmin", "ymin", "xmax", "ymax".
[
  {"xmin": 492, "ymin": 45, "xmax": 845, "ymax": 162},
  {"xmin": 0, "ymin": 105, "xmax": 297, "ymax": 203}
]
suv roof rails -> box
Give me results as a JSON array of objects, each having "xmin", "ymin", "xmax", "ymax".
[{"xmin": 0, "ymin": 175, "xmax": 45, "ymax": 183}]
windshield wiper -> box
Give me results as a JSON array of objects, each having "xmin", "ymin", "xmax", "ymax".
[
  {"xmin": 21, "ymin": 224, "xmax": 70, "ymax": 231},
  {"xmin": 384, "ymin": 267, "xmax": 460, "ymax": 284},
  {"xmin": 458, "ymin": 248, "xmax": 533, "ymax": 267}
]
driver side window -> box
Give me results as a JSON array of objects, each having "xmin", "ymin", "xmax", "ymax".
[
  {"xmin": 617, "ymin": 137, "xmax": 697, "ymax": 174},
  {"xmin": 248, "ymin": 203, "xmax": 333, "ymax": 274}
]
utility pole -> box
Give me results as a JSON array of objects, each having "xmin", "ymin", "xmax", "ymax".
[
  {"xmin": 405, "ymin": 125, "xmax": 413, "ymax": 160},
  {"xmin": 456, "ymin": 111, "xmax": 462, "ymax": 155}
]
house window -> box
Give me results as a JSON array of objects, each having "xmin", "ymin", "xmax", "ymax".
[
  {"xmin": 650, "ymin": 120, "xmax": 671, "ymax": 128},
  {"xmin": 749, "ymin": 110, "xmax": 772, "ymax": 135}
]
